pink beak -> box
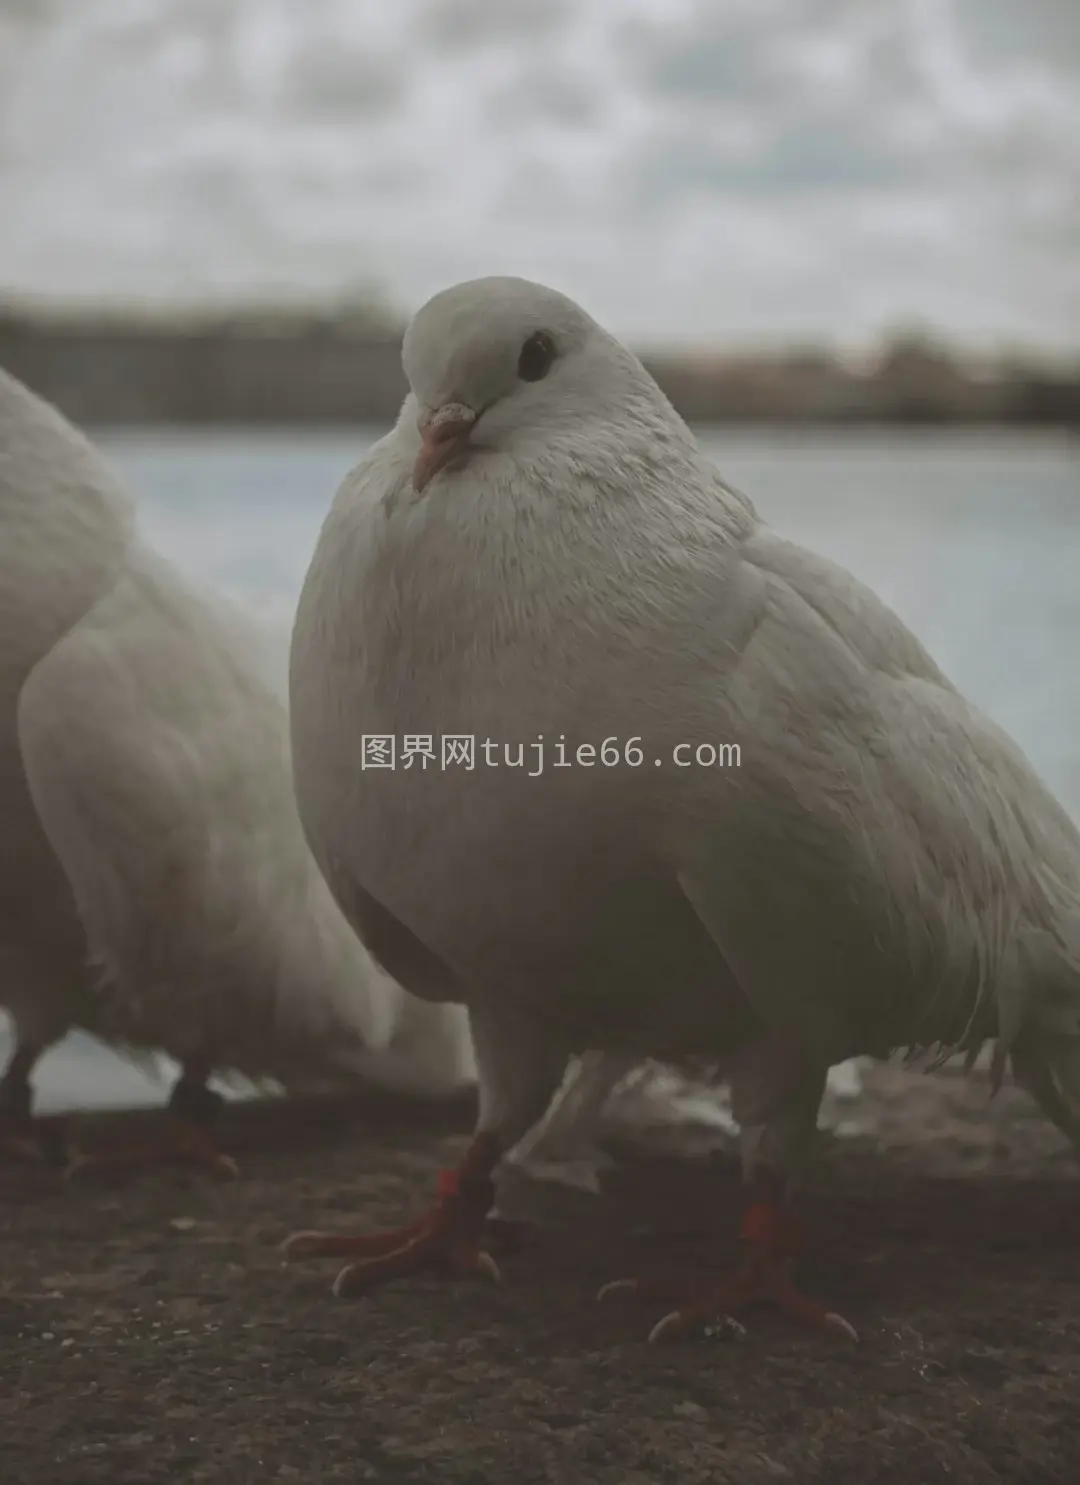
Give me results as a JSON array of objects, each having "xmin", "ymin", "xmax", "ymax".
[{"xmin": 414, "ymin": 403, "xmax": 476, "ymax": 492}]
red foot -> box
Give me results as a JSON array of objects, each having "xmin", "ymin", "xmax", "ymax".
[
  {"xmin": 599, "ymin": 1201, "xmax": 857, "ymax": 1343},
  {"xmin": 65, "ymin": 1118, "xmax": 239, "ymax": 1180},
  {"xmin": 283, "ymin": 1134, "xmax": 515, "ymax": 1297}
]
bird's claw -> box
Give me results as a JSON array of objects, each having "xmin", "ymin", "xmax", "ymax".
[
  {"xmin": 330, "ymin": 1238, "xmax": 503, "ymax": 1297},
  {"xmin": 61, "ymin": 1125, "xmax": 239, "ymax": 1181},
  {"xmin": 285, "ymin": 1216, "xmax": 504, "ymax": 1298},
  {"xmin": 282, "ymin": 1229, "xmax": 352, "ymax": 1261},
  {"xmin": 822, "ymin": 1311, "xmax": 859, "ymax": 1342},
  {"xmin": 648, "ymin": 1309, "xmax": 695, "ymax": 1344},
  {"xmin": 647, "ymin": 1310, "xmax": 749, "ymax": 1344},
  {"xmin": 597, "ymin": 1278, "xmax": 639, "ymax": 1302},
  {"xmin": 599, "ymin": 1250, "xmax": 858, "ymax": 1344},
  {"xmin": 284, "ymin": 1187, "xmax": 512, "ymax": 1297}
]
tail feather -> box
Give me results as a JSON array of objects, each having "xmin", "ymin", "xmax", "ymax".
[
  {"xmin": 1008, "ymin": 916, "xmax": 1080, "ymax": 1152},
  {"xmin": 1011, "ymin": 1035, "xmax": 1080, "ymax": 1150}
]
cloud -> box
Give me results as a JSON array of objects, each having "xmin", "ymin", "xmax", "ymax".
[
  {"xmin": 278, "ymin": 46, "xmax": 407, "ymax": 121},
  {"xmin": 486, "ymin": 69, "xmax": 602, "ymax": 130},
  {"xmin": 955, "ymin": 0, "xmax": 1080, "ymax": 69},
  {"xmin": 416, "ymin": 0, "xmax": 573, "ymax": 51},
  {"xmin": 0, "ymin": 0, "xmax": 1076, "ymax": 349},
  {"xmin": 627, "ymin": 10, "xmax": 788, "ymax": 106}
]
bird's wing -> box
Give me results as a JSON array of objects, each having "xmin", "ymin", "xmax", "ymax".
[
  {"xmin": 675, "ymin": 529, "xmax": 1080, "ymax": 1071},
  {"xmin": 16, "ymin": 578, "xmax": 192, "ymax": 998},
  {"xmin": 16, "ymin": 549, "xmax": 403, "ymax": 1064},
  {"xmin": 0, "ymin": 367, "xmax": 135, "ymax": 679}
]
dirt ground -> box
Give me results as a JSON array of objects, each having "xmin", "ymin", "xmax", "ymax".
[{"xmin": 2, "ymin": 1062, "xmax": 1079, "ymax": 1485}]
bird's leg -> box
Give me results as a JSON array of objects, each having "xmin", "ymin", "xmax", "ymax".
[
  {"xmin": 284, "ymin": 1005, "xmax": 568, "ymax": 1296},
  {"xmin": 0, "ymin": 1038, "xmax": 69, "ymax": 1166},
  {"xmin": 600, "ymin": 1041, "xmax": 857, "ymax": 1342},
  {"xmin": 286, "ymin": 1129, "xmax": 508, "ymax": 1293},
  {"xmin": 160, "ymin": 1066, "xmax": 239, "ymax": 1176},
  {"xmin": 66, "ymin": 1060, "xmax": 238, "ymax": 1178},
  {"xmin": 600, "ymin": 1167, "xmax": 856, "ymax": 1342},
  {"xmin": 506, "ymin": 1048, "xmax": 634, "ymax": 1186}
]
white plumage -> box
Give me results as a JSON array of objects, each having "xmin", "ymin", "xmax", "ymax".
[
  {"xmin": 284, "ymin": 276, "xmax": 1080, "ymax": 1338},
  {"xmin": 1, "ymin": 361, "xmax": 783, "ymax": 1183},
  {"xmin": 0, "ymin": 365, "xmax": 474, "ymax": 1169},
  {"xmin": 1, "ymin": 365, "xmax": 135, "ymax": 1148}
]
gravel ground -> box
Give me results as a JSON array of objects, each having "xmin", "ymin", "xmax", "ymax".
[{"xmin": 2, "ymin": 1063, "xmax": 1078, "ymax": 1485}]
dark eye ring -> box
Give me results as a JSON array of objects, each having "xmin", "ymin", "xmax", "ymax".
[{"xmin": 517, "ymin": 330, "xmax": 556, "ymax": 383}]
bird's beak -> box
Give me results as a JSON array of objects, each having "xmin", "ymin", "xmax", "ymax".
[{"xmin": 413, "ymin": 403, "xmax": 477, "ymax": 492}]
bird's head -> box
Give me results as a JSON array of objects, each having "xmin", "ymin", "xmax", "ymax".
[{"xmin": 400, "ymin": 275, "xmax": 650, "ymax": 493}]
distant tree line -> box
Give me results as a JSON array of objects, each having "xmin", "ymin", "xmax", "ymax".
[{"xmin": 1, "ymin": 303, "xmax": 1077, "ymax": 429}]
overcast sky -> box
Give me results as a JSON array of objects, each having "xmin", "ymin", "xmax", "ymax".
[{"xmin": 0, "ymin": 0, "xmax": 1077, "ymax": 351}]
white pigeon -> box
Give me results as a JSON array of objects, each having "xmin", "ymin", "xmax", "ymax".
[
  {"xmin": 284, "ymin": 276, "xmax": 1080, "ymax": 1343},
  {"xmin": 0, "ymin": 365, "xmax": 474, "ymax": 1174},
  {"xmin": 0, "ymin": 361, "xmax": 710, "ymax": 1187},
  {"xmin": 1, "ymin": 365, "xmax": 135, "ymax": 1161}
]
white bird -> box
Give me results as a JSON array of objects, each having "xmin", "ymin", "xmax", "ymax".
[
  {"xmin": 284, "ymin": 276, "xmax": 1080, "ymax": 1343},
  {"xmin": 0, "ymin": 365, "xmax": 475, "ymax": 1174},
  {"xmin": 1, "ymin": 364, "xmax": 134, "ymax": 1162},
  {"xmin": 0, "ymin": 361, "xmax": 726, "ymax": 1188}
]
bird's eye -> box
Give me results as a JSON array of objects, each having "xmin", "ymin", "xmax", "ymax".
[{"xmin": 517, "ymin": 331, "xmax": 556, "ymax": 383}]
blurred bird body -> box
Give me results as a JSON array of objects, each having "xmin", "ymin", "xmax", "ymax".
[
  {"xmin": 287, "ymin": 276, "xmax": 1080, "ymax": 1333},
  {"xmin": 0, "ymin": 366, "xmax": 474, "ymax": 1172},
  {"xmin": 1, "ymin": 367, "xmax": 135, "ymax": 1142}
]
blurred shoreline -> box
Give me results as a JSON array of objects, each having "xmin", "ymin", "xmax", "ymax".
[{"xmin": 3, "ymin": 301, "xmax": 1077, "ymax": 430}]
